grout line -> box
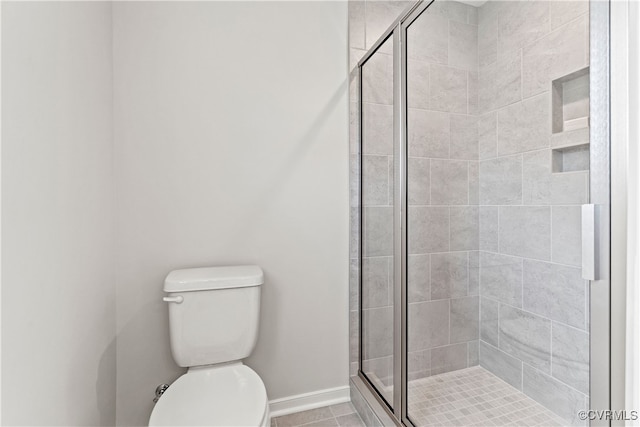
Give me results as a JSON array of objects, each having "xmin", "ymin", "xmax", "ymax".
[
  {"xmin": 520, "ymin": 48, "xmax": 524, "ymax": 101},
  {"xmin": 550, "ymin": 321, "xmax": 553, "ymax": 377}
]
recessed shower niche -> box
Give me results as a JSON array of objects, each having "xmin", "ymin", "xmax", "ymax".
[{"xmin": 551, "ymin": 67, "xmax": 590, "ymax": 173}]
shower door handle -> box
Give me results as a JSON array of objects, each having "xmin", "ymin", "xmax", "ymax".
[{"xmin": 581, "ymin": 204, "xmax": 598, "ymax": 280}]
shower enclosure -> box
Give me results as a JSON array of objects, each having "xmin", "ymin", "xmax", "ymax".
[{"xmin": 352, "ymin": 1, "xmax": 611, "ymax": 425}]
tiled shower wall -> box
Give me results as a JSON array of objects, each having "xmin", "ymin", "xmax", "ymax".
[
  {"xmin": 476, "ymin": 1, "xmax": 590, "ymax": 425},
  {"xmin": 349, "ymin": 0, "xmax": 590, "ymax": 425},
  {"xmin": 404, "ymin": 1, "xmax": 481, "ymax": 381}
]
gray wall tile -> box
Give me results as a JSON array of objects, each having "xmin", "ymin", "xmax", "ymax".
[
  {"xmin": 362, "ymin": 207, "xmax": 393, "ymax": 257},
  {"xmin": 406, "ymin": 11, "xmax": 448, "ymax": 64},
  {"xmin": 499, "ymin": 206, "xmax": 551, "ymax": 260},
  {"xmin": 408, "ymin": 254, "xmax": 430, "ymax": 303},
  {"xmin": 497, "ymin": 93, "xmax": 550, "ymax": 156},
  {"xmin": 523, "ymin": 260, "xmax": 587, "ymax": 330},
  {"xmin": 445, "ymin": 1, "xmax": 474, "ymax": 24},
  {"xmin": 350, "ymin": 310, "xmax": 358, "ymax": 362},
  {"xmin": 408, "ymin": 300, "xmax": 450, "ymax": 351},
  {"xmin": 431, "ymin": 343, "xmax": 468, "ymax": 375},
  {"xmin": 479, "ymin": 49, "xmax": 521, "ymax": 111},
  {"xmin": 494, "ymin": 50, "xmax": 522, "ymax": 109},
  {"xmin": 469, "ymin": 251, "xmax": 479, "ymax": 296},
  {"xmin": 497, "ymin": 0, "xmax": 549, "ymax": 60},
  {"xmin": 361, "ymin": 257, "xmax": 390, "ymax": 309},
  {"xmin": 349, "ymin": 258, "xmax": 359, "ymax": 311},
  {"xmin": 523, "ymin": 150, "xmax": 589, "ymax": 205},
  {"xmin": 469, "ymin": 161, "xmax": 479, "ymax": 205},
  {"xmin": 430, "ymin": 64, "xmax": 468, "ymax": 114},
  {"xmin": 408, "ymin": 157, "xmax": 430, "ymax": 206},
  {"xmin": 550, "ymin": 1, "xmax": 589, "ymax": 31},
  {"xmin": 362, "ymin": 103, "xmax": 393, "ymax": 155},
  {"xmin": 552, "ymin": 322, "xmax": 589, "ymax": 394},
  {"xmin": 551, "ymin": 171, "xmax": 589, "ymax": 205},
  {"xmin": 499, "ymin": 305, "xmax": 551, "ymax": 372},
  {"xmin": 523, "ymin": 149, "xmax": 551, "ymax": 205},
  {"xmin": 479, "ymin": 341, "xmax": 523, "ymax": 390},
  {"xmin": 468, "ymin": 340, "xmax": 479, "ymax": 366},
  {"xmin": 408, "ymin": 349, "xmax": 431, "ymax": 381},
  {"xmin": 407, "ymin": 60, "xmax": 430, "ymax": 110},
  {"xmin": 431, "ymin": 252, "xmax": 469, "ymax": 300},
  {"xmin": 551, "ymin": 206, "xmax": 582, "ymax": 266},
  {"xmin": 349, "ymin": 154, "xmax": 360, "ymax": 207},
  {"xmin": 480, "ymin": 296, "xmax": 499, "ymax": 347},
  {"xmin": 362, "ymin": 49, "xmax": 393, "ymax": 105},
  {"xmin": 451, "ymin": 296, "xmax": 479, "ymax": 343},
  {"xmin": 479, "ymin": 156, "xmax": 522, "ymax": 205},
  {"xmin": 523, "ymin": 364, "xmax": 588, "ymax": 426},
  {"xmin": 362, "ymin": 356, "xmax": 393, "ymax": 387},
  {"xmin": 408, "ymin": 109, "xmax": 450, "ymax": 158},
  {"xmin": 522, "ymin": 15, "xmax": 589, "ymax": 99},
  {"xmin": 480, "ymin": 252, "xmax": 523, "ymax": 307},
  {"xmin": 468, "ymin": 70, "xmax": 479, "ymax": 116},
  {"xmin": 479, "ymin": 206, "xmax": 499, "ymax": 252},
  {"xmin": 450, "ymin": 115, "xmax": 478, "ymax": 160},
  {"xmin": 449, "ymin": 21, "xmax": 478, "ymax": 71},
  {"xmin": 478, "ymin": 2, "xmax": 498, "ymax": 66},
  {"xmin": 350, "ymin": 207, "xmax": 359, "ymax": 259},
  {"xmin": 362, "ymin": 155, "xmax": 390, "ymax": 206},
  {"xmin": 467, "ymin": 5, "xmax": 478, "ymax": 25},
  {"xmin": 450, "ymin": 206, "xmax": 479, "ymax": 251},
  {"xmin": 362, "ymin": 306, "xmax": 393, "ymax": 359},
  {"xmin": 478, "ymin": 111, "xmax": 497, "ymax": 160},
  {"xmin": 408, "ymin": 207, "xmax": 450, "ymax": 254},
  {"xmin": 348, "ymin": 1, "xmax": 365, "ymax": 49}
]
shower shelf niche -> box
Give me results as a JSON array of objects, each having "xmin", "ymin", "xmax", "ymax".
[{"xmin": 551, "ymin": 67, "xmax": 590, "ymax": 173}]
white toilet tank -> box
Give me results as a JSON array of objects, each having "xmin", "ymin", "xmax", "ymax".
[{"xmin": 163, "ymin": 265, "xmax": 263, "ymax": 368}]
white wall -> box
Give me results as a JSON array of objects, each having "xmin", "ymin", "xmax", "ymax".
[
  {"xmin": 1, "ymin": 2, "xmax": 115, "ymax": 425},
  {"xmin": 112, "ymin": 2, "xmax": 349, "ymax": 425}
]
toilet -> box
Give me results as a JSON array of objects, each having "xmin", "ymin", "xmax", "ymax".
[{"xmin": 149, "ymin": 265, "xmax": 269, "ymax": 427}]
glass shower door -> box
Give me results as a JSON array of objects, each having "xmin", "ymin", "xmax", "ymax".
[
  {"xmin": 357, "ymin": 1, "xmax": 609, "ymax": 426},
  {"xmin": 402, "ymin": 1, "xmax": 595, "ymax": 426},
  {"xmin": 359, "ymin": 34, "xmax": 396, "ymax": 408}
]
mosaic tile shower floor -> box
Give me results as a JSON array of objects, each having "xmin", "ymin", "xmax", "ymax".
[{"xmin": 407, "ymin": 366, "xmax": 567, "ymax": 426}]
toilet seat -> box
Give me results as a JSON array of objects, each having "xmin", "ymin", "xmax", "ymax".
[{"xmin": 149, "ymin": 363, "xmax": 269, "ymax": 426}]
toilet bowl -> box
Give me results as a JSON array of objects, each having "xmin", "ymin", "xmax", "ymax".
[
  {"xmin": 149, "ymin": 363, "xmax": 269, "ymax": 426},
  {"xmin": 148, "ymin": 265, "xmax": 269, "ymax": 427}
]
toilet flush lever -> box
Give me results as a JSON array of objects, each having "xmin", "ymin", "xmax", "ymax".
[{"xmin": 163, "ymin": 295, "xmax": 184, "ymax": 304}]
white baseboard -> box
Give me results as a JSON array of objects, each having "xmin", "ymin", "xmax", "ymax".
[{"xmin": 268, "ymin": 385, "xmax": 350, "ymax": 418}]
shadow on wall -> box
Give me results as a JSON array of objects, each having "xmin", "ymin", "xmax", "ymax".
[
  {"xmin": 117, "ymin": 297, "xmax": 185, "ymax": 425},
  {"xmin": 96, "ymin": 339, "xmax": 117, "ymax": 426}
]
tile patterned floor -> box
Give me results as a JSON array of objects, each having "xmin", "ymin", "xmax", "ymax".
[
  {"xmin": 272, "ymin": 402, "xmax": 365, "ymax": 427},
  {"xmin": 407, "ymin": 366, "xmax": 567, "ymax": 426}
]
